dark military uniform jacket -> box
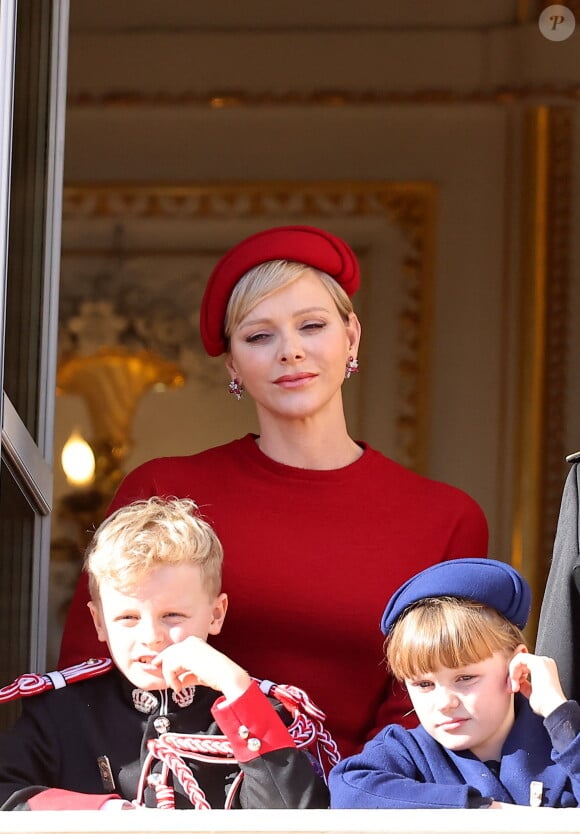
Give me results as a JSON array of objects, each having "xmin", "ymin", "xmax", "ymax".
[
  {"xmin": 536, "ymin": 453, "xmax": 580, "ymax": 702},
  {"xmin": 0, "ymin": 664, "xmax": 329, "ymax": 811}
]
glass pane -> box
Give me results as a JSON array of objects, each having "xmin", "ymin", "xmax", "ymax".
[
  {"xmin": 0, "ymin": 462, "xmax": 35, "ymax": 729},
  {"xmin": 4, "ymin": 0, "xmax": 52, "ymax": 439}
]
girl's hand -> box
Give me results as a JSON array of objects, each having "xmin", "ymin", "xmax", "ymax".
[{"xmin": 508, "ymin": 651, "xmax": 567, "ymax": 718}]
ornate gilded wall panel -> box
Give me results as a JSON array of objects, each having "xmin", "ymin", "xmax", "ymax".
[
  {"xmin": 60, "ymin": 181, "xmax": 437, "ymax": 474},
  {"xmin": 513, "ymin": 106, "xmax": 573, "ymax": 633}
]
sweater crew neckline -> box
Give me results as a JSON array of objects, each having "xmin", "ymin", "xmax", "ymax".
[{"xmin": 234, "ymin": 433, "xmax": 373, "ymax": 481}]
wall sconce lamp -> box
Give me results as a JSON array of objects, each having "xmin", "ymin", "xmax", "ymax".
[
  {"xmin": 61, "ymin": 429, "xmax": 96, "ymax": 488},
  {"xmin": 57, "ymin": 346, "xmax": 184, "ymax": 506}
]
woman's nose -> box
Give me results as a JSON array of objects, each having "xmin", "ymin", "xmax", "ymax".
[{"xmin": 279, "ymin": 330, "xmax": 305, "ymax": 362}]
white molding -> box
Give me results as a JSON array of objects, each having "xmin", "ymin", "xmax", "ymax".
[{"xmin": 2, "ymin": 807, "xmax": 580, "ymax": 834}]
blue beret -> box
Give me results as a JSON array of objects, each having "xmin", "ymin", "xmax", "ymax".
[{"xmin": 380, "ymin": 557, "xmax": 532, "ymax": 635}]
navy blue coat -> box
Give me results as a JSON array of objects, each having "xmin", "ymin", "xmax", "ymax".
[{"xmin": 329, "ymin": 696, "xmax": 580, "ymax": 808}]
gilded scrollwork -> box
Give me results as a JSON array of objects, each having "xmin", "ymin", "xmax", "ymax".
[
  {"xmin": 513, "ymin": 106, "xmax": 573, "ymax": 631},
  {"xmin": 62, "ymin": 181, "xmax": 436, "ymax": 472}
]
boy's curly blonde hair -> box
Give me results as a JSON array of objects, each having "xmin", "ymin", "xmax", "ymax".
[{"xmin": 84, "ymin": 497, "xmax": 223, "ymax": 603}]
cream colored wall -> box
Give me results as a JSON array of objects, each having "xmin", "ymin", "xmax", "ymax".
[
  {"xmin": 59, "ymin": 104, "xmax": 511, "ymax": 546},
  {"xmin": 55, "ymin": 10, "xmax": 580, "ymax": 609}
]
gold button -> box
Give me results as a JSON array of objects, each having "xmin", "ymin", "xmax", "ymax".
[
  {"xmin": 247, "ymin": 738, "xmax": 261, "ymax": 752},
  {"xmin": 238, "ymin": 725, "xmax": 250, "ymax": 739}
]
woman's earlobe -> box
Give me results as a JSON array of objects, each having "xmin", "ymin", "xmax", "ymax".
[
  {"xmin": 225, "ymin": 353, "xmax": 237, "ymax": 377},
  {"xmin": 346, "ymin": 312, "xmax": 362, "ymax": 353}
]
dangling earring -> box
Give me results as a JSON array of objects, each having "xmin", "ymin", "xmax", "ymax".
[
  {"xmin": 228, "ymin": 377, "xmax": 244, "ymax": 400},
  {"xmin": 345, "ymin": 356, "xmax": 359, "ymax": 380}
]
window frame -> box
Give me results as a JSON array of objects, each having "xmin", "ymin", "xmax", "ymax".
[{"xmin": 0, "ymin": 0, "xmax": 69, "ymax": 674}]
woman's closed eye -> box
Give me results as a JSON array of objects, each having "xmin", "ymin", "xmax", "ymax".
[
  {"xmin": 244, "ymin": 322, "xmax": 325, "ymax": 342},
  {"xmin": 300, "ymin": 321, "xmax": 326, "ymax": 333},
  {"xmin": 244, "ymin": 331, "xmax": 271, "ymax": 344}
]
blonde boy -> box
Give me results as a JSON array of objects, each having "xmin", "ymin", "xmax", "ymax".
[{"xmin": 0, "ymin": 497, "xmax": 328, "ymax": 811}]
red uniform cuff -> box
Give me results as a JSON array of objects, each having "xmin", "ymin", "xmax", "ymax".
[
  {"xmin": 28, "ymin": 789, "xmax": 120, "ymax": 810},
  {"xmin": 211, "ymin": 679, "xmax": 295, "ymax": 762}
]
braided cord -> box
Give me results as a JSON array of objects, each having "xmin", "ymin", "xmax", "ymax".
[
  {"xmin": 0, "ymin": 658, "xmax": 113, "ymax": 704},
  {"xmin": 136, "ymin": 679, "xmax": 341, "ymax": 809},
  {"xmin": 146, "ymin": 737, "xmax": 211, "ymax": 810}
]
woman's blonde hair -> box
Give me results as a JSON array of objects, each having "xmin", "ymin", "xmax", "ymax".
[
  {"xmin": 223, "ymin": 259, "xmax": 354, "ymax": 344},
  {"xmin": 385, "ymin": 596, "xmax": 527, "ymax": 681},
  {"xmin": 85, "ymin": 497, "xmax": 223, "ymax": 603}
]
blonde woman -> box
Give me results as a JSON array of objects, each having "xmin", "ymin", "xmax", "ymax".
[{"xmin": 60, "ymin": 225, "xmax": 488, "ymax": 757}]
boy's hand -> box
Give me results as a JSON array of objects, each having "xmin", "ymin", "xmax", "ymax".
[
  {"xmin": 508, "ymin": 651, "xmax": 567, "ymax": 718},
  {"xmin": 151, "ymin": 636, "xmax": 251, "ymax": 702}
]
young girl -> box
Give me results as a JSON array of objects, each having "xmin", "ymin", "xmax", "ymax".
[{"xmin": 329, "ymin": 557, "xmax": 580, "ymax": 808}]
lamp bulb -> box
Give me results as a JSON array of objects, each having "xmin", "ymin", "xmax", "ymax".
[{"xmin": 61, "ymin": 430, "xmax": 96, "ymax": 487}]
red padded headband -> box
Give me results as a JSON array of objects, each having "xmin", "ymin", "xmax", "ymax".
[{"xmin": 199, "ymin": 225, "xmax": 360, "ymax": 356}]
